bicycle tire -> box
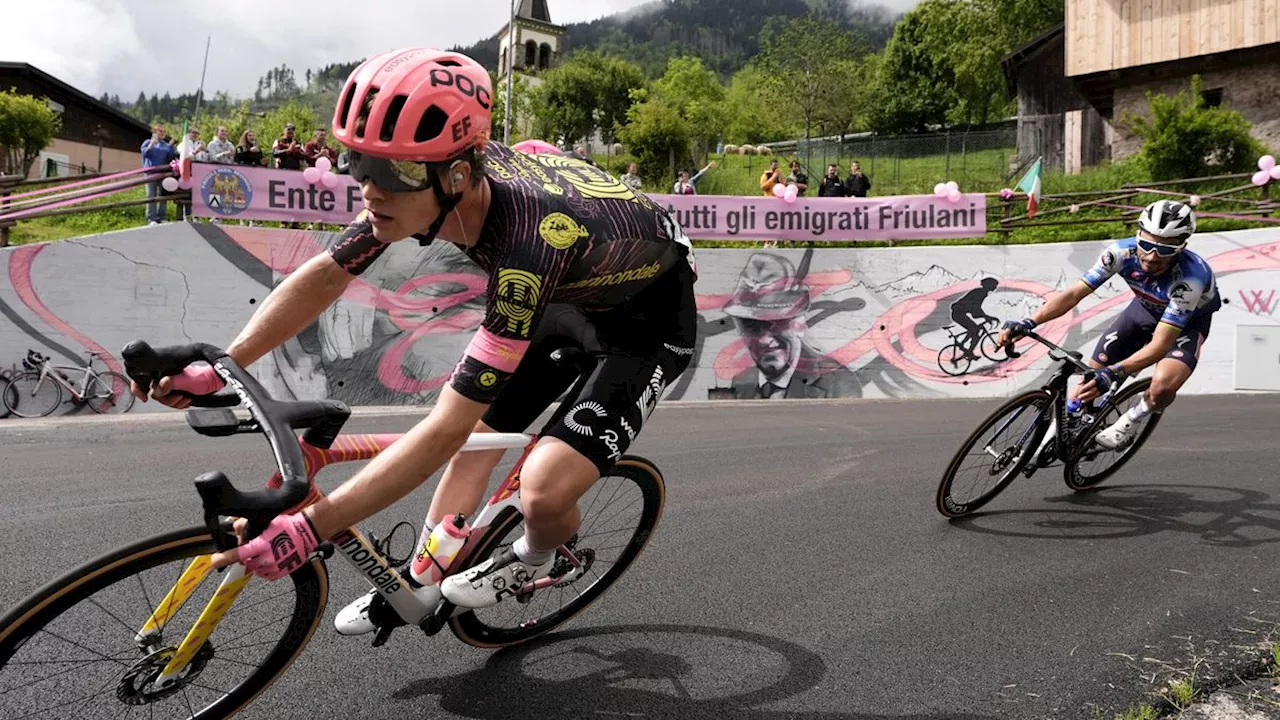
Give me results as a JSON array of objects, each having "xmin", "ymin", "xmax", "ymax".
[
  {"xmin": 0, "ymin": 376, "xmax": 15, "ymax": 419},
  {"xmin": 979, "ymin": 332, "xmax": 1006, "ymax": 362},
  {"xmin": 1063, "ymin": 378, "xmax": 1161, "ymax": 491},
  {"xmin": 3, "ymin": 370, "xmax": 63, "ymax": 418},
  {"xmin": 0, "ymin": 525, "xmax": 328, "ymax": 720},
  {"xmin": 936, "ymin": 390, "xmax": 1052, "ymax": 518},
  {"xmin": 85, "ymin": 370, "xmax": 137, "ymax": 414},
  {"xmin": 449, "ymin": 456, "xmax": 666, "ymax": 648},
  {"xmin": 937, "ymin": 344, "xmax": 972, "ymax": 376}
]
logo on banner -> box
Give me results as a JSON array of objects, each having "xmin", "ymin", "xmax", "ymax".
[
  {"xmin": 201, "ymin": 167, "xmax": 253, "ymax": 216},
  {"xmin": 1238, "ymin": 289, "xmax": 1278, "ymax": 316}
]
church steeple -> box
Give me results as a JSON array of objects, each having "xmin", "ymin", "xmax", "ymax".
[{"xmin": 495, "ymin": 0, "xmax": 564, "ymax": 82}]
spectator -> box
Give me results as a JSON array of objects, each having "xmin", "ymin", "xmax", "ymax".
[
  {"xmin": 672, "ymin": 160, "xmax": 716, "ymax": 195},
  {"xmin": 571, "ymin": 144, "xmax": 596, "ymax": 166},
  {"xmin": 759, "ymin": 159, "xmax": 783, "ymax": 196},
  {"xmin": 620, "ymin": 162, "xmax": 642, "ymax": 191},
  {"xmin": 235, "ymin": 130, "xmax": 265, "ymax": 166},
  {"xmin": 846, "ymin": 160, "xmax": 871, "ymax": 197},
  {"xmin": 272, "ymin": 124, "xmax": 305, "ymax": 170},
  {"xmin": 140, "ymin": 124, "xmax": 178, "ymax": 225},
  {"xmin": 336, "ymin": 149, "xmax": 351, "ymax": 174},
  {"xmin": 818, "ymin": 164, "xmax": 846, "ymax": 197},
  {"xmin": 206, "ymin": 126, "xmax": 236, "ymax": 164},
  {"xmin": 786, "ymin": 160, "xmax": 809, "ymax": 196},
  {"xmin": 304, "ymin": 128, "xmax": 338, "ymax": 167},
  {"xmin": 176, "ymin": 128, "xmax": 204, "ymax": 219}
]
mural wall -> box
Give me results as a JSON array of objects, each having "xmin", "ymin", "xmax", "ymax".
[{"xmin": 2, "ymin": 223, "xmax": 1278, "ymax": 415}]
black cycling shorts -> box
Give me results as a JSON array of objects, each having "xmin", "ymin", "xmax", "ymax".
[
  {"xmin": 481, "ymin": 260, "xmax": 697, "ymax": 473},
  {"xmin": 1091, "ymin": 299, "xmax": 1213, "ymax": 373}
]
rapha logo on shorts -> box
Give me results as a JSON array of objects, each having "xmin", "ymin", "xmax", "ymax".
[{"xmin": 601, "ymin": 429, "xmax": 622, "ymax": 462}]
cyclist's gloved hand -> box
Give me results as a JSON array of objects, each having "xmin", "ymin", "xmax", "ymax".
[
  {"xmin": 1091, "ymin": 363, "xmax": 1128, "ymax": 395},
  {"xmin": 212, "ymin": 512, "xmax": 320, "ymax": 581},
  {"xmin": 1001, "ymin": 317, "xmax": 1037, "ymax": 337}
]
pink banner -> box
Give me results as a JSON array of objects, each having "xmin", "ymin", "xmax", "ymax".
[{"xmin": 191, "ymin": 162, "xmax": 986, "ymax": 240}]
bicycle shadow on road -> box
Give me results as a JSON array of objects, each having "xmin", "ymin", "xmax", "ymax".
[
  {"xmin": 948, "ymin": 484, "xmax": 1280, "ymax": 547},
  {"xmin": 392, "ymin": 623, "xmax": 997, "ymax": 720}
]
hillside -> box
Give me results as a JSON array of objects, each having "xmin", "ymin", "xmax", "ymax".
[{"xmin": 450, "ymin": 0, "xmax": 900, "ymax": 78}]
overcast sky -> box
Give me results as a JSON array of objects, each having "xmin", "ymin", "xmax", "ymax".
[{"xmin": 5, "ymin": 0, "xmax": 913, "ymax": 101}]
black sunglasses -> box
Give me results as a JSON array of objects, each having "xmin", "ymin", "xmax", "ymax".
[
  {"xmin": 348, "ymin": 150, "xmax": 435, "ymax": 193},
  {"xmin": 1136, "ymin": 237, "xmax": 1186, "ymax": 257}
]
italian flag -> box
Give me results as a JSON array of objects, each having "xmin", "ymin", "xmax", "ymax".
[{"xmin": 1016, "ymin": 157, "xmax": 1042, "ymax": 218}]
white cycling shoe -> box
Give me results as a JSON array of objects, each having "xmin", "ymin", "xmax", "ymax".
[
  {"xmin": 334, "ymin": 590, "xmax": 379, "ymax": 636},
  {"xmin": 441, "ymin": 548, "xmax": 554, "ymax": 609},
  {"xmin": 1094, "ymin": 416, "xmax": 1138, "ymax": 450}
]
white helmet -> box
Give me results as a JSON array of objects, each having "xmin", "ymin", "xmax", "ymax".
[{"xmin": 1138, "ymin": 200, "xmax": 1196, "ymax": 242}]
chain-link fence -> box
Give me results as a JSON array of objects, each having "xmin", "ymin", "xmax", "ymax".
[{"xmin": 720, "ymin": 123, "xmax": 1020, "ymax": 194}]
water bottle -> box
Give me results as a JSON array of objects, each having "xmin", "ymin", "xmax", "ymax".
[
  {"xmin": 1066, "ymin": 398, "xmax": 1082, "ymax": 414},
  {"xmin": 410, "ymin": 514, "xmax": 470, "ymax": 587}
]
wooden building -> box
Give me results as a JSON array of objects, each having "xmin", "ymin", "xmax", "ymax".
[
  {"xmin": 1004, "ymin": 0, "xmax": 1280, "ymax": 172},
  {"xmin": 0, "ymin": 62, "xmax": 151, "ymax": 178}
]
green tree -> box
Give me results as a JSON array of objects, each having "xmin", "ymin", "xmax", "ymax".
[
  {"xmin": 1123, "ymin": 75, "xmax": 1268, "ymax": 181},
  {"xmin": 491, "ymin": 71, "xmax": 533, "ymax": 144},
  {"xmin": 866, "ymin": 8, "xmax": 956, "ymax": 133},
  {"xmin": 616, "ymin": 94, "xmax": 690, "ymax": 185},
  {"xmin": 757, "ymin": 14, "xmax": 865, "ymax": 145},
  {"xmin": 650, "ymin": 56, "xmax": 730, "ymax": 165},
  {"xmin": 0, "ymin": 89, "xmax": 62, "ymax": 176},
  {"xmin": 529, "ymin": 51, "xmax": 645, "ymax": 145},
  {"xmin": 723, "ymin": 63, "xmax": 800, "ymax": 143}
]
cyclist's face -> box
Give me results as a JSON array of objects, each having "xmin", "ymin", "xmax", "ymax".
[
  {"xmin": 1136, "ymin": 229, "xmax": 1183, "ymax": 274},
  {"xmin": 359, "ymin": 179, "xmax": 441, "ymax": 242}
]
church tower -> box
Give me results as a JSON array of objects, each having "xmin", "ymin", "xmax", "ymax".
[{"xmin": 495, "ymin": 0, "xmax": 564, "ymax": 138}]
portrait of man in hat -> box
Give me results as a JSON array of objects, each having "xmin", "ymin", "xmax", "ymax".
[{"xmin": 722, "ymin": 252, "xmax": 861, "ymax": 399}]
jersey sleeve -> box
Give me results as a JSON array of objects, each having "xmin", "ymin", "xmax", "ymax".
[
  {"xmin": 327, "ymin": 213, "xmax": 391, "ymax": 276},
  {"xmin": 1080, "ymin": 241, "xmax": 1125, "ymax": 290},
  {"xmin": 1161, "ymin": 276, "xmax": 1207, "ymax": 329},
  {"xmin": 449, "ymin": 255, "xmax": 574, "ymax": 404}
]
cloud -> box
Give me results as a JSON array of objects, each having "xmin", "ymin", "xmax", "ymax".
[{"xmin": 1, "ymin": 0, "xmax": 654, "ymax": 99}]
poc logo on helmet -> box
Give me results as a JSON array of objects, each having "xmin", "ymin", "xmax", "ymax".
[{"xmin": 429, "ymin": 69, "xmax": 492, "ymax": 110}]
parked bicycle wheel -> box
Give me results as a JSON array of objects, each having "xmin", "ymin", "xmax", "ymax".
[
  {"xmin": 85, "ymin": 370, "xmax": 136, "ymax": 414},
  {"xmin": 3, "ymin": 370, "xmax": 63, "ymax": 418},
  {"xmin": 449, "ymin": 456, "xmax": 666, "ymax": 648},
  {"xmin": 937, "ymin": 344, "xmax": 972, "ymax": 376},
  {"xmin": 0, "ymin": 374, "xmax": 16, "ymax": 419},
  {"xmin": 0, "ymin": 526, "xmax": 328, "ymax": 720},
  {"xmin": 1064, "ymin": 378, "xmax": 1160, "ymax": 491},
  {"xmin": 936, "ymin": 390, "xmax": 1052, "ymax": 518}
]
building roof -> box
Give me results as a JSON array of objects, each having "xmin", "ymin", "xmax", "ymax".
[
  {"xmin": 999, "ymin": 23, "xmax": 1065, "ymax": 92},
  {"xmin": 0, "ymin": 62, "xmax": 151, "ymax": 137},
  {"xmin": 517, "ymin": 0, "xmax": 551, "ymax": 23}
]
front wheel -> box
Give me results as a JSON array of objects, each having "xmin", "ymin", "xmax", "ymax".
[
  {"xmin": 85, "ymin": 371, "xmax": 136, "ymax": 414},
  {"xmin": 449, "ymin": 456, "xmax": 666, "ymax": 648},
  {"xmin": 3, "ymin": 370, "xmax": 62, "ymax": 418},
  {"xmin": 1063, "ymin": 378, "xmax": 1160, "ymax": 491},
  {"xmin": 0, "ymin": 526, "xmax": 329, "ymax": 719},
  {"xmin": 936, "ymin": 390, "xmax": 1052, "ymax": 518}
]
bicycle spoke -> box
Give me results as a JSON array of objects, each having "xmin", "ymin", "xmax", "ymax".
[
  {"xmin": 88, "ymin": 598, "xmax": 141, "ymax": 638},
  {"xmin": 35, "ymin": 629, "xmax": 131, "ymax": 669}
]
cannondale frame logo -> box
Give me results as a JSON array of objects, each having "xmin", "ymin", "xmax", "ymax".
[{"xmin": 564, "ymin": 401, "xmax": 607, "ymax": 437}]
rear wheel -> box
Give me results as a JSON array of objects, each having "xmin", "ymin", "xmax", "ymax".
[
  {"xmin": 937, "ymin": 344, "xmax": 972, "ymax": 376},
  {"xmin": 936, "ymin": 390, "xmax": 1052, "ymax": 518},
  {"xmin": 449, "ymin": 456, "xmax": 665, "ymax": 648},
  {"xmin": 0, "ymin": 526, "xmax": 328, "ymax": 719},
  {"xmin": 1064, "ymin": 378, "xmax": 1161, "ymax": 491},
  {"xmin": 4, "ymin": 370, "xmax": 62, "ymax": 418},
  {"xmin": 0, "ymin": 375, "xmax": 16, "ymax": 418},
  {"xmin": 85, "ymin": 371, "xmax": 136, "ymax": 414}
]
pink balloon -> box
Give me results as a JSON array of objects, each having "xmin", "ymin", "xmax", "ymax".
[
  {"xmin": 1252, "ymin": 170, "xmax": 1270, "ymax": 186},
  {"xmin": 773, "ymin": 183, "xmax": 787, "ymax": 198},
  {"xmin": 161, "ymin": 177, "xmax": 179, "ymax": 192},
  {"xmin": 320, "ymin": 171, "xmax": 339, "ymax": 188},
  {"xmin": 1271, "ymin": 166, "xmax": 1280, "ymax": 181},
  {"xmin": 1259, "ymin": 155, "xmax": 1276, "ymax": 171},
  {"xmin": 784, "ymin": 185, "xmax": 799, "ymax": 203},
  {"xmin": 315, "ymin": 156, "xmax": 332, "ymax": 174},
  {"xmin": 303, "ymin": 167, "xmax": 322, "ymax": 184},
  {"xmin": 933, "ymin": 182, "xmax": 947, "ymax": 197},
  {"xmin": 946, "ymin": 181, "xmax": 959, "ymax": 192},
  {"xmin": 946, "ymin": 188, "xmax": 961, "ymax": 203}
]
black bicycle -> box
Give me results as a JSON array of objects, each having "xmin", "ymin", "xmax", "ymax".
[{"xmin": 936, "ymin": 329, "xmax": 1162, "ymax": 518}]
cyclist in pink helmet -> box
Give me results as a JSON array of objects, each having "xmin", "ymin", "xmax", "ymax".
[{"xmin": 134, "ymin": 48, "xmax": 698, "ymax": 629}]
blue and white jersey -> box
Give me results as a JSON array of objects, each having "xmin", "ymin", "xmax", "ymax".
[{"xmin": 1080, "ymin": 236, "xmax": 1221, "ymax": 329}]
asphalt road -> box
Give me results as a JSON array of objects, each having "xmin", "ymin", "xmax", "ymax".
[{"xmin": 2, "ymin": 394, "xmax": 1279, "ymax": 720}]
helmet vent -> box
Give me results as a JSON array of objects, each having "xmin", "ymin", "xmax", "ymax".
[
  {"xmin": 436, "ymin": 59, "xmax": 462, "ymax": 67},
  {"xmin": 381, "ymin": 95, "xmax": 409, "ymax": 141},
  {"xmin": 337, "ymin": 83, "xmax": 358, "ymax": 130},
  {"xmin": 415, "ymin": 106, "xmax": 449, "ymax": 143}
]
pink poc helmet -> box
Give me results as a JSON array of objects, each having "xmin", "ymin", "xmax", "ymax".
[{"xmin": 332, "ymin": 48, "xmax": 493, "ymax": 244}]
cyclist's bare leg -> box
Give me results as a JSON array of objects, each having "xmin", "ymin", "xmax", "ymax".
[
  {"xmin": 516, "ymin": 436, "xmax": 600, "ymax": 552},
  {"xmin": 1146, "ymin": 357, "xmax": 1191, "ymax": 410},
  {"xmin": 426, "ymin": 420, "xmax": 506, "ymax": 525}
]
